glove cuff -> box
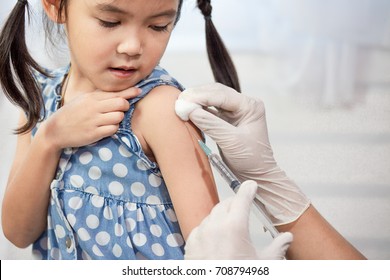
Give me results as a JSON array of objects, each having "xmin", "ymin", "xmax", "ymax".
[{"xmin": 252, "ymin": 173, "xmax": 311, "ymax": 226}]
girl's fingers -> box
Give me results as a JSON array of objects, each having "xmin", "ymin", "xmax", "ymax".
[
  {"xmin": 98, "ymin": 97, "xmax": 130, "ymax": 113},
  {"xmin": 97, "ymin": 111, "xmax": 125, "ymax": 126}
]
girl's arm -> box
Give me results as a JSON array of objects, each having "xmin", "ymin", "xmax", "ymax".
[
  {"xmin": 2, "ymin": 111, "xmax": 61, "ymax": 248},
  {"xmin": 133, "ymin": 86, "xmax": 219, "ymax": 239}
]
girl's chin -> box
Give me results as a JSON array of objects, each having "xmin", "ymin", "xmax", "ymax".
[{"xmin": 95, "ymin": 81, "xmax": 139, "ymax": 93}]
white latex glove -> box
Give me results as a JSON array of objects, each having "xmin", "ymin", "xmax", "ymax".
[
  {"xmin": 184, "ymin": 180, "xmax": 293, "ymax": 260},
  {"xmin": 175, "ymin": 83, "xmax": 310, "ymax": 225}
]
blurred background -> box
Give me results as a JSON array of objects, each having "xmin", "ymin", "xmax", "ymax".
[{"xmin": 1, "ymin": 0, "xmax": 389, "ymax": 259}]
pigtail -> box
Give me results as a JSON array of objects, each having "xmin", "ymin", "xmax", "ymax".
[
  {"xmin": 197, "ymin": 0, "xmax": 241, "ymax": 92},
  {"xmin": 0, "ymin": 1, "xmax": 47, "ymax": 134},
  {"xmin": 175, "ymin": 0, "xmax": 184, "ymax": 25}
]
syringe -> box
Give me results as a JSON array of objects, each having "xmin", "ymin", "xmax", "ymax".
[{"xmin": 198, "ymin": 140, "xmax": 279, "ymax": 238}]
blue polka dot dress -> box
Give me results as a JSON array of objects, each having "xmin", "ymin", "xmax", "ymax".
[{"xmin": 31, "ymin": 65, "xmax": 186, "ymax": 260}]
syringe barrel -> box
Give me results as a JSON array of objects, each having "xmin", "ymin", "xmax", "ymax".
[
  {"xmin": 208, "ymin": 153, "xmax": 241, "ymax": 192},
  {"xmin": 208, "ymin": 152, "xmax": 279, "ymax": 238}
]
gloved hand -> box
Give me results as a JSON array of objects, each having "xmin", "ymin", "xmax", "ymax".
[
  {"xmin": 184, "ymin": 180, "xmax": 293, "ymax": 260},
  {"xmin": 175, "ymin": 83, "xmax": 310, "ymax": 225}
]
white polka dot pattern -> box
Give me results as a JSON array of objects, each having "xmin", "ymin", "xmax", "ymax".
[
  {"xmin": 98, "ymin": 148, "xmax": 113, "ymax": 162},
  {"xmin": 88, "ymin": 166, "xmax": 102, "ymax": 180},
  {"xmin": 86, "ymin": 215, "xmax": 99, "ymax": 229},
  {"xmin": 79, "ymin": 152, "xmax": 93, "ymax": 165}
]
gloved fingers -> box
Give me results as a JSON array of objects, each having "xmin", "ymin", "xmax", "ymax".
[
  {"xmin": 175, "ymin": 99, "xmax": 202, "ymax": 121},
  {"xmin": 257, "ymin": 232, "xmax": 293, "ymax": 260},
  {"xmin": 272, "ymin": 232, "xmax": 293, "ymax": 249},
  {"xmin": 184, "ymin": 227, "xmax": 203, "ymax": 260},
  {"xmin": 185, "ymin": 197, "xmax": 235, "ymax": 260},
  {"xmin": 179, "ymin": 83, "xmax": 243, "ymax": 113},
  {"xmin": 178, "ymin": 84, "xmax": 267, "ymax": 128},
  {"xmin": 228, "ymin": 180, "xmax": 258, "ymax": 224},
  {"xmin": 193, "ymin": 194, "xmax": 243, "ymax": 237},
  {"xmin": 207, "ymin": 196, "xmax": 235, "ymax": 220},
  {"xmin": 188, "ymin": 107, "xmax": 236, "ymax": 137}
]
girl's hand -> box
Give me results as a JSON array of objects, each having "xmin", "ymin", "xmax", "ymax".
[{"xmin": 39, "ymin": 87, "xmax": 140, "ymax": 150}]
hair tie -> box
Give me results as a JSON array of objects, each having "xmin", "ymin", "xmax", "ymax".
[
  {"xmin": 18, "ymin": 0, "xmax": 28, "ymax": 4},
  {"xmin": 204, "ymin": 15, "xmax": 212, "ymax": 21}
]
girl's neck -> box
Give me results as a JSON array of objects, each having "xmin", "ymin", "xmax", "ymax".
[
  {"xmin": 60, "ymin": 67, "xmax": 71, "ymax": 107},
  {"xmin": 61, "ymin": 66, "xmax": 97, "ymax": 105}
]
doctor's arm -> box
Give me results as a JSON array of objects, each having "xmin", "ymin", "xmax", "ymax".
[{"xmin": 278, "ymin": 205, "xmax": 365, "ymax": 259}]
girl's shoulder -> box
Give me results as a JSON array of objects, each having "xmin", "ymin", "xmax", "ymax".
[
  {"xmin": 139, "ymin": 66, "xmax": 184, "ymax": 89},
  {"xmin": 131, "ymin": 66, "xmax": 185, "ymax": 105},
  {"xmin": 126, "ymin": 67, "xmax": 185, "ymax": 162}
]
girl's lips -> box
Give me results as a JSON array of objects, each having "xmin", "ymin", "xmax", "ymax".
[{"xmin": 109, "ymin": 67, "xmax": 137, "ymax": 78}]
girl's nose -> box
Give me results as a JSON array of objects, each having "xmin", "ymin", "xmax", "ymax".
[{"xmin": 117, "ymin": 32, "xmax": 143, "ymax": 56}]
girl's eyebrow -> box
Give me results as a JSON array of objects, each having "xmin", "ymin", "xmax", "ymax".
[
  {"xmin": 96, "ymin": 3, "xmax": 127, "ymax": 15},
  {"xmin": 96, "ymin": 3, "xmax": 177, "ymax": 19},
  {"xmin": 148, "ymin": 9, "xmax": 177, "ymax": 19}
]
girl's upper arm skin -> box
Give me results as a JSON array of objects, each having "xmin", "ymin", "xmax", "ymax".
[
  {"xmin": 132, "ymin": 86, "xmax": 219, "ymax": 240},
  {"xmin": 7, "ymin": 111, "xmax": 32, "ymax": 183}
]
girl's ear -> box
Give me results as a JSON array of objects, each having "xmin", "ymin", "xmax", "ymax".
[{"xmin": 41, "ymin": 0, "xmax": 65, "ymax": 23}]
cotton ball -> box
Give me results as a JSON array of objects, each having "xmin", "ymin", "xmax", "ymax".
[{"xmin": 175, "ymin": 99, "xmax": 202, "ymax": 121}]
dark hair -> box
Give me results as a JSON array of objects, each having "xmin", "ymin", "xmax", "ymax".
[
  {"xmin": 0, "ymin": 1, "xmax": 48, "ymax": 134},
  {"xmin": 197, "ymin": 0, "xmax": 241, "ymax": 92}
]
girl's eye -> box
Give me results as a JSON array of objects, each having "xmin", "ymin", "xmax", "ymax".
[
  {"xmin": 150, "ymin": 24, "xmax": 170, "ymax": 32},
  {"xmin": 99, "ymin": 19, "xmax": 120, "ymax": 29}
]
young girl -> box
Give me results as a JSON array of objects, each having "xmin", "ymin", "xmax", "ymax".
[{"xmin": 0, "ymin": 0, "xmax": 240, "ymax": 260}]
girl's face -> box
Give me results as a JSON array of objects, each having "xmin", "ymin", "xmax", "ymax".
[{"xmin": 64, "ymin": 0, "xmax": 179, "ymax": 92}]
